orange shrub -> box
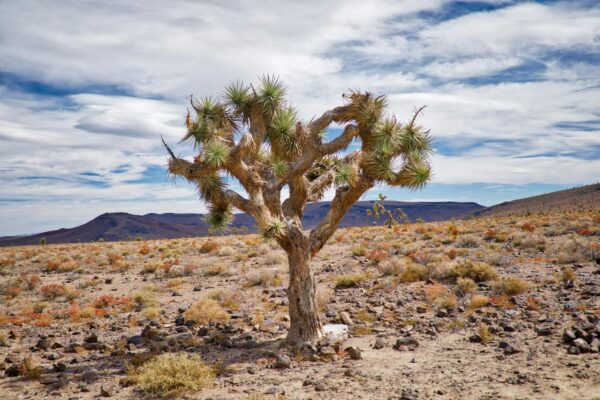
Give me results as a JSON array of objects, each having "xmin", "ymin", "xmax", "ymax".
[
  {"xmin": 139, "ymin": 243, "xmax": 151, "ymax": 255},
  {"xmin": 40, "ymin": 284, "xmax": 66, "ymax": 300},
  {"xmin": 200, "ymin": 240, "xmax": 218, "ymax": 253},
  {"xmin": 367, "ymin": 249, "xmax": 389, "ymax": 264},
  {"xmin": 521, "ymin": 222, "xmax": 535, "ymax": 232}
]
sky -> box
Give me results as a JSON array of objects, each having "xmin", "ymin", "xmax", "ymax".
[{"xmin": 0, "ymin": 0, "xmax": 599, "ymax": 236}]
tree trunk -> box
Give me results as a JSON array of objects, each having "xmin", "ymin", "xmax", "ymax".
[{"xmin": 285, "ymin": 244, "xmax": 324, "ymax": 346}]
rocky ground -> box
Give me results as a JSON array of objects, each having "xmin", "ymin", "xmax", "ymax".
[{"xmin": 0, "ymin": 210, "xmax": 599, "ymax": 399}]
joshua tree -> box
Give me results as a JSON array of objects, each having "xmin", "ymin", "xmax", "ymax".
[{"xmin": 163, "ymin": 76, "xmax": 432, "ymax": 345}]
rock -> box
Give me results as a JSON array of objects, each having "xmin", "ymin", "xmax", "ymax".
[
  {"xmin": 401, "ymin": 388, "xmax": 419, "ymax": 400},
  {"xmin": 535, "ymin": 326, "xmax": 553, "ymax": 336},
  {"xmin": 325, "ymin": 309, "xmax": 338, "ymax": 318},
  {"xmin": 340, "ymin": 312, "xmax": 353, "ymax": 326},
  {"xmin": 436, "ymin": 309, "xmax": 448, "ymax": 318},
  {"xmin": 345, "ymin": 346, "xmax": 362, "ymax": 360},
  {"xmin": 373, "ymin": 338, "xmax": 386, "ymax": 349},
  {"xmin": 127, "ymin": 335, "xmax": 143, "ymax": 345},
  {"xmin": 416, "ymin": 305, "xmax": 427, "ymax": 314},
  {"xmin": 46, "ymin": 353, "xmax": 60, "ymax": 361},
  {"xmin": 315, "ymin": 382, "xmax": 327, "ymax": 392},
  {"xmin": 175, "ymin": 316, "xmax": 185, "ymax": 326},
  {"xmin": 36, "ymin": 338, "xmax": 51, "ymax": 350},
  {"xmin": 393, "ymin": 337, "xmax": 418, "ymax": 351},
  {"xmin": 81, "ymin": 368, "xmax": 99, "ymax": 383},
  {"xmin": 563, "ymin": 330, "xmax": 576, "ymax": 343},
  {"xmin": 503, "ymin": 344, "xmax": 522, "ymax": 355},
  {"xmin": 264, "ymin": 386, "xmax": 279, "ymax": 395},
  {"xmin": 564, "ymin": 280, "xmax": 575, "ymax": 289},
  {"xmin": 589, "ymin": 338, "xmax": 600, "ymax": 353},
  {"xmin": 53, "ymin": 362, "xmax": 67, "ymax": 372},
  {"xmin": 469, "ymin": 334, "xmax": 482, "ymax": 343},
  {"xmin": 573, "ymin": 338, "xmax": 590, "ymax": 353},
  {"xmin": 274, "ymin": 353, "xmax": 291, "ymax": 369},
  {"xmin": 84, "ymin": 333, "xmax": 98, "ymax": 343},
  {"xmin": 5, "ymin": 364, "xmax": 19, "ymax": 377},
  {"xmin": 100, "ymin": 386, "xmax": 112, "ymax": 397}
]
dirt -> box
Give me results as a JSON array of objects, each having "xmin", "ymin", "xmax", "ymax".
[{"xmin": 0, "ymin": 210, "xmax": 599, "ymax": 399}]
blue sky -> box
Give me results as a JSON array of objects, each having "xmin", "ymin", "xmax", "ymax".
[{"xmin": 0, "ymin": 0, "xmax": 599, "ymax": 236}]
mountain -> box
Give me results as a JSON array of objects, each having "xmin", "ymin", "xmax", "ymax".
[
  {"xmin": 472, "ymin": 183, "xmax": 600, "ymax": 218},
  {"xmin": 0, "ymin": 201, "xmax": 483, "ymax": 246}
]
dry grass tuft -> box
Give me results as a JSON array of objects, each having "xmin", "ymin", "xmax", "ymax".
[
  {"xmin": 245, "ymin": 268, "xmax": 284, "ymax": 287},
  {"xmin": 184, "ymin": 298, "xmax": 230, "ymax": 325},
  {"xmin": 493, "ymin": 276, "xmax": 529, "ymax": 296},
  {"xmin": 447, "ymin": 260, "xmax": 499, "ymax": 282},
  {"xmin": 469, "ymin": 294, "xmax": 489, "ymax": 309},
  {"xmin": 334, "ymin": 273, "xmax": 365, "ymax": 288},
  {"xmin": 130, "ymin": 352, "xmax": 214, "ymax": 398}
]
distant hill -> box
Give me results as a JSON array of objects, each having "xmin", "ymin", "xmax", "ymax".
[
  {"xmin": 473, "ymin": 183, "xmax": 600, "ymax": 218},
  {"xmin": 0, "ymin": 201, "xmax": 483, "ymax": 246}
]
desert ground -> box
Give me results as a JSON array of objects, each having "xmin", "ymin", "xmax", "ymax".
[{"xmin": 1, "ymin": 210, "xmax": 599, "ymax": 399}]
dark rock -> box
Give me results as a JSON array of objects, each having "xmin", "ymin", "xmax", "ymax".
[
  {"xmin": 535, "ymin": 326, "xmax": 553, "ymax": 336},
  {"xmin": 373, "ymin": 338, "xmax": 385, "ymax": 349},
  {"xmin": 503, "ymin": 344, "xmax": 522, "ymax": 355},
  {"xmin": 345, "ymin": 346, "xmax": 362, "ymax": 360},
  {"xmin": 401, "ymin": 388, "xmax": 419, "ymax": 400},
  {"xmin": 393, "ymin": 337, "xmax": 418, "ymax": 351},
  {"xmin": 53, "ymin": 362, "xmax": 67, "ymax": 372},
  {"xmin": 36, "ymin": 338, "xmax": 51, "ymax": 350},
  {"xmin": 416, "ymin": 305, "xmax": 427, "ymax": 314},
  {"xmin": 127, "ymin": 335, "xmax": 143, "ymax": 345},
  {"xmin": 84, "ymin": 333, "xmax": 98, "ymax": 343},
  {"xmin": 436, "ymin": 309, "xmax": 448, "ymax": 318},
  {"xmin": 5, "ymin": 364, "xmax": 19, "ymax": 377},
  {"xmin": 175, "ymin": 316, "xmax": 185, "ymax": 326},
  {"xmin": 563, "ymin": 330, "xmax": 576, "ymax": 343}
]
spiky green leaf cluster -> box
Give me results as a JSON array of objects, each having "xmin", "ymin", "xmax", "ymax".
[
  {"xmin": 196, "ymin": 175, "xmax": 226, "ymax": 202},
  {"xmin": 257, "ymin": 75, "xmax": 286, "ymax": 119},
  {"xmin": 261, "ymin": 217, "xmax": 287, "ymax": 239},
  {"xmin": 334, "ymin": 162, "xmax": 358, "ymax": 187},
  {"xmin": 268, "ymin": 107, "xmax": 300, "ymax": 157},
  {"xmin": 269, "ymin": 158, "xmax": 288, "ymax": 177},
  {"xmin": 204, "ymin": 204, "xmax": 233, "ymax": 232},
  {"xmin": 203, "ymin": 140, "xmax": 230, "ymax": 168}
]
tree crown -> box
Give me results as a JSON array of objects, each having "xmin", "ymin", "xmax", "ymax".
[{"xmin": 164, "ymin": 75, "xmax": 432, "ymax": 253}]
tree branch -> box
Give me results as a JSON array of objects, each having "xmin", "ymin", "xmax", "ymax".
[{"xmin": 309, "ymin": 175, "xmax": 373, "ymax": 253}]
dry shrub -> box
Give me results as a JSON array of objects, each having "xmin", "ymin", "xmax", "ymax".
[
  {"xmin": 139, "ymin": 243, "xmax": 151, "ymax": 255},
  {"xmin": 205, "ymin": 289, "xmax": 241, "ymax": 311},
  {"xmin": 436, "ymin": 293, "xmax": 458, "ymax": 310},
  {"xmin": 455, "ymin": 277, "xmax": 477, "ymax": 297},
  {"xmin": 447, "ymin": 260, "xmax": 499, "ymax": 282},
  {"xmin": 216, "ymin": 246, "xmax": 235, "ymax": 257},
  {"xmin": 455, "ymin": 235, "xmax": 480, "ymax": 248},
  {"xmin": 351, "ymin": 246, "xmax": 367, "ymax": 257},
  {"xmin": 493, "ymin": 276, "xmax": 529, "ymax": 296},
  {"xmin": 204, "ymin": 263, "xmax": 231, "ymax": 277},
  {"xmin": 477, "ymin": 324, "xmax": 492, "ymax": 344},
  {"xmin": 40, "ymin": 284, "xmax": 66, "ymax": 300},
  {"xmin": 334, "ymin": 273, "xmax": 365, "ymax": 288},
  {"xmin": 130, "ymin": 352, "xmax": 214, "ymax": 398},
  {"xmin": 424, "ymin": 282, "xmax": 447, "ymax": 303},
  {"xmin": 315, "ymin": 285, "xmax": 332, "ymax": 311},
  {"xmin": 561, "ymin": 266, "xmax": 576, "ymax": 283},
  {"xmin": 184, "ymin": 298, "xmax": 230, "ymax": 325},
  {"xmin": 398, "ymin": 263, "xmax": 429, "ymax": 283},
  {"xmin": 245, "ymin": 268, "xmax": 284, "ymax": 287},
  {"xmin": 469, "ymin": 295, "xmax": 489, "ymax": 309},
  {"xmin": 200, "ymin": 240, "xmax": 218, "ymax": 254},
  {"xmin": 377, "ymin": 258, "xmax": 403, "ymax": 276},
  {"xmin": 263, "ymin": 252, "xmax": 286, "ymax": 266},
  {"xmin": 366, "ymin": 249, "xmax": 389, "ymax": 264},
  {"xmin": 133, "ymin": 285, "xmax": 160, "ymax": 309}
]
